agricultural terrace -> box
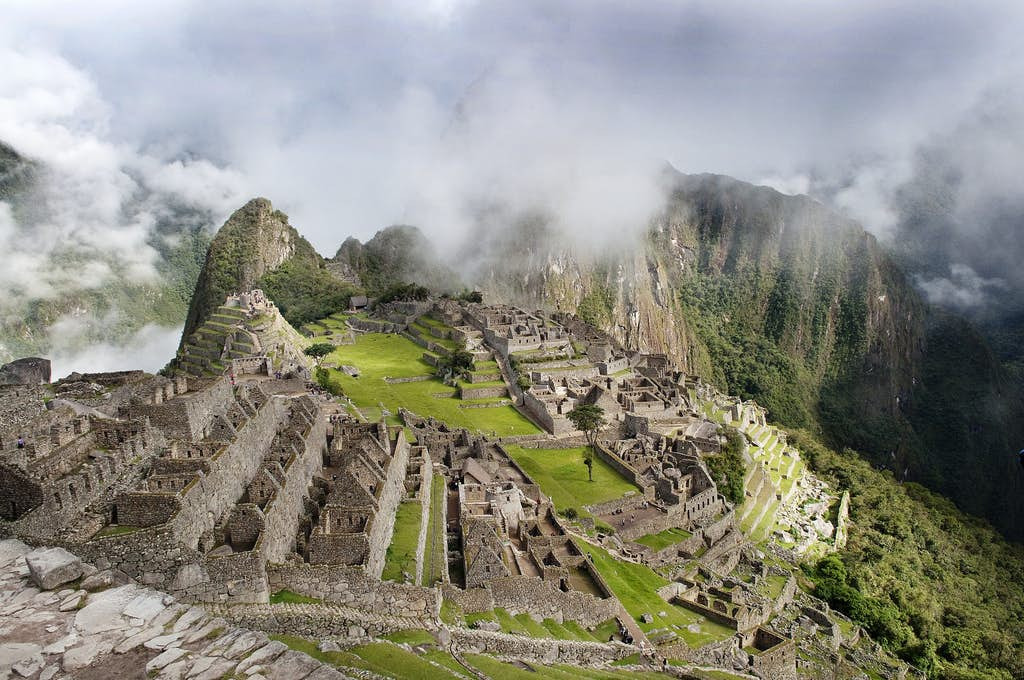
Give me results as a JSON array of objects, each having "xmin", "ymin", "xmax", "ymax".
[
  {"xmin": 633, "ymin": 527, "xmax": 693, "ymax": 552},
  {"xmin": 324, "ymin": 333, "xmax": 540, "ymax": 437},
  {"xmin": 582, "ymin": 541, "xmax": 735, "ymax": 647},
  {"xmin": 502, "ymin": 446, "xmax": 640, "ymax": 517}
]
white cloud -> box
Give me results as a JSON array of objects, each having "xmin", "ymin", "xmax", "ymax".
[
  {"xmin": 916, "ymin": 264, "xmax": 1007, "ymax": 310},
  {"xmin": 48, "ymin": 323, "xmax": 182, "ymax": 379}
]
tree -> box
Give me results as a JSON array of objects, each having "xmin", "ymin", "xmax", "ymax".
[
  {"xmin": 304, "ymin": 342, "xmax": 335, "ymax": 368},
  {"xmin": 567, "ymin": 403, "xmax": 605, "ymax": 481},
  {"xmin": 436, "ymin": 348, "xmax": 475, "ymax": 383}
]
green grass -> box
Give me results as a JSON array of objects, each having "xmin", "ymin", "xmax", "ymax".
[
  {"xmin": 269, "ymin": 590, "xmax": 322, "ymax": 604},
  {"xmin": 326, "ymin": 334, "xmax": 539, "ymax": 436},
  {"xmin": 382, "ymin": 501, "xmax": 424, "ymax": 582},
  {"xmin": 503, "ymin": 446, "xmax": 639, "ymax": 516},
  {"xmin": 93, "ymin": 525, "xmax": 141, "ymax": 538},
  {"xmin": 350, "ymin": 642, "xmax": 461, "ymax": 679},
  {"xmin": 382, "ymin": 629, "xmax": 436, "ymax": 646},
  {"xmin": 765, "ymin": 574, "xmax": 789, "ymax": 599},
  {"xmin": 465, "ymin": 610, "xmax": 497, "ymax": 627},
  {"xmin": 583, "ymin": 541, "xmax": 734, "ymax": 646},
  {"xmin": 271, "ymin": 634, "xmax": 462, "ymax": 680},
  {"xmin": 633, "ymin": 527, "xmax": 693, "ymax": 551},
  {"xmin": 421, "ymin": 650, "xmax": 474, "ymax": 677},
  {"xmin": 473, "ymin": 360, "xmax": 499, "ymax": 372},
  {"xmin": 464, "ymin": 654, "xmax": 671, "ymax": 680},
  {"xmin": 422, "ymin": 475, "xmax": 447, "ymax": 586},
  {"xmin": 440, "ymin": 599, "xmax": 461, "ymax": 625}
]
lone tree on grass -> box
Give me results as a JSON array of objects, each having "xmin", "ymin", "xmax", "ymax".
[
  {"xmin": 304, "ymin": 342, "xmax": 335, "ymax": 368},
  {"xmin": 437, "ymin": 348, "xmax": 475, "ymax": 384},
  {"xmin": 567, "ymin": 403, "xmax": 605, "ymax": 482}
]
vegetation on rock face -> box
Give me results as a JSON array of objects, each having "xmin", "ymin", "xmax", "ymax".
[
  {"xmin": 378, "ymin": 282, "xmax": 430, "ymax": 304},
  {"xmin": 258, "ymin": 254, "xmax": 359, "ymax": 327},
  {"xmin": 576, "ymin": 278, "xmax": 615, "ymax": 329},
  {"xmin": 481, "ymin": 172, "xmax": 1023, "ymax": 540},
  {"xmin": 791, "ymin": 429, "xmax": 1024, "ymax": 680},
  {"xmin": 181, "ymin": 197, "xmax": 354, "ymax": 341},
  {"xmin": 705, "ymin": 427, "xmax": 745, "ymax": 505}
]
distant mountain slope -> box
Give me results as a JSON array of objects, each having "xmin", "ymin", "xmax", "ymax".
[
  {"xmin": 331, "ymin": 224, "xmax": 462, "ymax": 296},
  {"xmin": 467, "ymin": 171, "xmax": 1024, "ymax": 540},
  {"xmin": 0, "ymin": 140, "xmax": 213, "ymax": 368}
]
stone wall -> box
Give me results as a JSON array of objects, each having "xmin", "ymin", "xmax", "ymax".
[
  {"xmin": 449, "ymin": 628, "xmax": 634, "ymax": 666},
  {"xmin": 219, "ymin": 602, "xmax": 408, "ymax": 639},
  {"xmin": 0, "ymin": 384, "xmax": 45, "ymax": 433},
  {"xmin": 186, "ymin": 548, "xmax": 269, "ymax": 604},
  {"xmin": 442, "ymin": 574, "xmax": 618, "ymax": 628},
  {"xmin": 745, "ymin": 628, "xmax": 797, "ymax": 680},
  {"xmin": 592, "ymin": 443, "xmax": 641, "ymax": 485},
  {"xmin": 231, "ymin": 356, "xmax": 271, "ymax": 375},
  {"xmin": 75, "ymin": 523, "xmax": 199, "ymax": 589},
  {"xmin": 259, "ymin": 401, "xmax": 327, "ymax": 562},
  {"xmin": 267, "ymin": 562, "xmax": 440, "ymax": 619},
  {"xmin": 167, "ymin": 395, "xmax": 287, "ymax": 550},
  {"xmin": 459, "ymin": 385, "xmax": 509, "ymax": 400},
  {"xmin": 365, "ymin": 431, "xmax": 411, "ymax": 578},
  {"xmin": 130, "ymin": 377, "xmax": 234, "ymax": 441}
]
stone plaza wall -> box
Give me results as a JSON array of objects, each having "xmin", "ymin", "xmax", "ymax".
[
  {"xmin": 267, "ymin": 562, "xmax": 440, "ymax": 619},
  {"xmin": 460, "ymin": 384, "xmax": 509, "ymax": 400},
  {"xmin": 449, "ymin": 628, "xmax": 634, "ymax": 666},
  {"xmin": 130, "ymin": 377, "xmax": 235, "ymax": 441},
  {"xmin": 365, "ymin": 432, "xmax": 411, "ymax": 578},
  {"xmin": 442, "ymin": 574, "xmax": 618, "ymax": 628}
]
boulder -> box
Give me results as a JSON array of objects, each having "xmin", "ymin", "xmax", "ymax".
[
  {"xmin": 0, "ymin": 357, "xmax": 50, "ymax": 385},
  {"xmin": 25, "ymin": 548, "xmax": 83, "ymax": 590},
  {"xmin": 640, "ymin": 612, "xmax": 654, "ymax": 624},
  {"xmin": 318, "ymin": 640, "xmax": 341, "ymax": 653},
  {"xmin": 81, "ymin": 568, "xmax": 130, "ymax": 592}
]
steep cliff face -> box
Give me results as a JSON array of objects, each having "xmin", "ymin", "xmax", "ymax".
[
  {"xmin": 470, "ymin": 172, "xmax": 1024, "ymax": 539},
  {"xmin": 180, "ymin": 198, "xmax": 320, "ymax": 340}
]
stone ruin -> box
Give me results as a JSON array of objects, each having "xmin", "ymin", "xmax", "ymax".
[{"xmin": 0, "ymin": 297, "xmax": 927, "ymax": 680}]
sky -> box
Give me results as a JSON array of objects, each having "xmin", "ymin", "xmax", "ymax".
[{"xmin": 2, "ymin": 0, "xmax": 1024, "ymax": 371}]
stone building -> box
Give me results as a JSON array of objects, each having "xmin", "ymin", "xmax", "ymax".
[{"xmin": 304, "ymin": 420, "xmax": 410, "ymax": 577}]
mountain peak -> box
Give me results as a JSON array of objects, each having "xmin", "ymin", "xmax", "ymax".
[{"xmin": 179, "ymin": 197, "xmax": 320, "ymax": 342}]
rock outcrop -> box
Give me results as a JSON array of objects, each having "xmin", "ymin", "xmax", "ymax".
[
  {"xmin": 0, "ymin": 539, "xmax": 351, "ymax": 680},
  {"xmin": 0, "ymin": 357, "xmax": 51, "ymax": 385}
]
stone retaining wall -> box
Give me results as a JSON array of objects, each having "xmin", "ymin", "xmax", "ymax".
[
  {"xmin": 267, "ymin": 562, "xmax": 441, "ymax": 619},
  {"xmin": 459, "ymin": 385, "xmax": 509, "ymax": 400},
  {"xmin": 450, "ymin": 628, "xmax": 634, "ymax": 666},
  {"xmin": 441, "ymin": 573, "xmax": 618, "ymax": 628}
]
